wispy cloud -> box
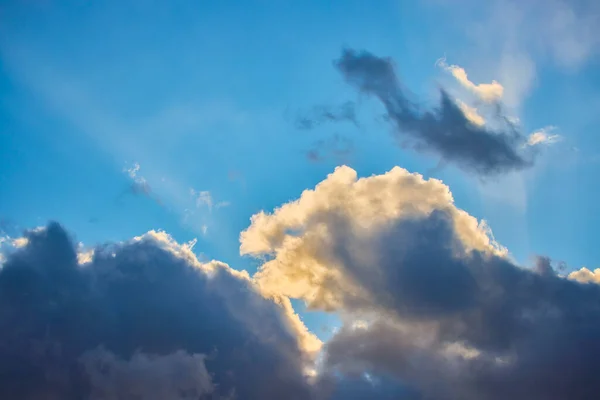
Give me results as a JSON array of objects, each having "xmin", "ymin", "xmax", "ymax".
[
  {"xmin": 435, "ymin": 0, "xmax": 600, "ymax": 108},
  {"xmin": 306, "ymin": 134, "xmax": 354, "ymax": 163},
  {"xmin": 189, "ymin": 189, "xmax": 230, "ymax": 211},
  {"xmin": 124, "ymin": 162, "xmax": 151, "ymax": 195},
  {"xmin": 183, "ymin": 189, "xmax": 231, "ymax": 236},
  {"xmin": 118, "ymin": 162, "xmax": 163, "ymax": 206},
  {"xmin": 190, "ymin": 189, "xmax": 213, "ymax": 210},
  {"xmin": 294, "ymin": 102, "xmax": 359, "ymax": 130},
  {"xmin": 526, "ymin": 126, "xmax": 561, "ymax": 146},
  {"xmin": 0, "ymin": 40, "xmax": 245, "ymax": 238}
]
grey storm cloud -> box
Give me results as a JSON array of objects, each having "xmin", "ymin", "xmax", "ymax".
[
  {"xmin": 0, "ymin": 222, "xmax": 417, "ymax": 399},
  {"xmin": 241, "ymin": 165, "xmax": 600, "ymax": 400},
  {"xmin": 0, "ymin": 223, "xmax": 314, "ymax": 399},
  {"xmin": 334, "ymin": 48, "xmax": 533, "ymax": 175},
  {"xmin": 320, "ymin": 210, "xmax": 600, "ymax": 400}
]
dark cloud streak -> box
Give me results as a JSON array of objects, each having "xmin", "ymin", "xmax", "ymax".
[
  {"xmin": 295, "ymin": 102, "xmax": 359, "ymax": 131},
  {"xmin": 335, "ymin": 48, "xmax": 533, "ymax": 175}
]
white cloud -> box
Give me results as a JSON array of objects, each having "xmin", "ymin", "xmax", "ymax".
[
  {"xmin": 456, "ymin": 99, "xmax": 486, "ymax": 126},
  {"xmin": 0, "ymin": 234, "xmax": 29, "ymax": 264},
  {"xmin": 125, "ymin": 162, "xmax": 141, "ymax": 180},
  {"xmin": 123, "ymin": 161, "xmax": 152, "ymax": 196},
  {"xmin": 189, "ymin": 189, "xmax": 230, "ymax": 211},
  {"xmin": 215, "ymin": 201, "xmax": 231, "ymax": 209},
  {"xmin": 437, "ymin": 57, "xmax": 504, "ymax": 103},
  {"xmin": 568, "ymin": 267, "xmax": 600, "ymax": 285},
  {"xmin": 12, "ymin": 237, "xmax": 28, "ymax": 248},
  {"xmin": 526, "ymin": 126, "xmax": 561, "ymax": 146},
  {"xmin": 190, "ymin": 189, "xmax": 213, "ymax": 209},
  {"xmin": 241, "ymin": 165, "xmax": 507, "ymax": 311},
  {"xmin": 446, "ymin": 0, "xmax": 600, "ymax": 108}
]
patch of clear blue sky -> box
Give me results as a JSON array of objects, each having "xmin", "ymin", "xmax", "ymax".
[{"xmin": 1, "ymin": 0, "xmax": 599, "ymax": 339}]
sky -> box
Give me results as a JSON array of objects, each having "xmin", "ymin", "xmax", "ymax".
[{"xmin": 1, "ymin": 0, "xmax": 600, "ymax": 399}]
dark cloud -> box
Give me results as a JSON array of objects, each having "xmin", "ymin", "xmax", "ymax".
[
  {"xmin": 319, "ymin": 209, "xmax": 600, "ymax": 400},
  {"xmin": 241, "ymin": 164, "xmax": 600, "ymax": 399},
  {"xmin": 115, "ymin": 180, "xmax": 164, "ymax": 207},
  {"xmin": 306, "ymin": 134, "xmax": 354, "ymax": 163},
  {"xmin": 295, "ymin": 102, "xmax": 359, "ymax": 131},
  {"xmin": 0, "ymin": 223, "xmax": 314, "ymax": 399},
  {"xmin": 334, "ymin": 48, "xmax": 533, "ymax": 175},
  {"xmin": 4, "ymin": 217, "xmax": 598, "ymax": 399}
]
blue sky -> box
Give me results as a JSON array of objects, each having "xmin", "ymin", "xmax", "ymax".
[{"xmin": 2, "ymin": 0, "xmax": 600, "ymax": 340}]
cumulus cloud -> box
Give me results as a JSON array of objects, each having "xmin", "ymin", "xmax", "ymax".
[
  {"xmin": 241, "ymin": 165, "xmax": 506, "ymax": 311},
  {"xmin": 3, "ymin": 168, "xmax": 597, "ymax": 399},
  {"xmin": 526, "ymin": 126, "xmax": 561, "ymax": 146},
  {"xmin": 569, "ymin": 267, "xmax": 600, "ymax": 284},
  {"xmin": 0, "ymin": 223, "xmax": 319, "ymax": 399},
  {"xmin": 335, "ymin": 48, "xmax": 533, "ymax": 175},
  {"xmin": 243, "ymin": 165, "xmax": 600, "ymax": 400},
  {"xmin": 437, "ymin": 57, "xmax": 504, "ymax": 102}
]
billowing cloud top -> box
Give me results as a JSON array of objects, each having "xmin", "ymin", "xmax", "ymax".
[
  {"xmin": 242, "ymin": 165, "xmax": 600, "ymax": 400},
  {"xmin": 335, "ymin": 48, "xmax": 533, "ymax": 175},
  {"xmin": 0, "ymin": 223, "xmax": 318, "ymax": 399},
  {"xmin": 241, "ymin": 165, "xmax": 506, "ymax": 311},
  {"xmin": 2, "ymin": 166, "xmax": 600, "ymax": 399}
]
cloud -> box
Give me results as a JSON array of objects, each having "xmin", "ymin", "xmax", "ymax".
[
  {"xmin": 334, "ymin": 48, "xmax": 533, "ymax": 175},
  {"xmin": 0, "ymin": 230, "xmax": 44, "ymax": 264},
  {"xmin": 81, "ymin": 348, "xmax": 214, "ymax": 400},
  {"xmin": 455, "ymin": 99, "xmax": 486, "ymax": 126},
  {"xmin": 241, "ymin": 165, "xmax": 506, "ymax": 311},
  {"xmin": 294, "ymin": 102, "xmax": 359, "ymax": 130},
  {"xmin": 434, "ymin": 0, "xmax": 600, "ymax": 107},
  {"xmin": 0, "ymin": 222, "xmax": 319, "ymax": 399},
  {"xmin": 119, "ymin": 162, "xmax": 162, "ymax": 206},
  {"xmin": 184, "ymin": 190, "xmax": 230, "ymax": 236},
  {"xmin": 189, "ymin": 189, "xmax": 230, "ymax": 211},
  {"xmin": 243, "ymin": 165, "xmax": 600, "ymax": 400},
  {"xmin": 306, "ymin": 134, "xmax": 354, "ymax": 163},
  {"xmin": 125, "ymin": 162, "xmax": 151, "ymax": 195},
  {"xmin": 215, "ymin": 201, "xmax": 231, "ymax": 209},
  {"xmin": 11, "ymin": 236, "xmax": 29, "ymax": 248},
  {"xmin": 437, "ymin": 57, "xmax": 504, "ymax": 102},
  {"xmin": 526, "ymin": 126, "xmax": 561, "ymax": 146},
  {"xmin": 190, "ymin": 189, "xmax": 214, "ymax": 209},
  {"xmin": 569, "ymin": 267, "xmax": 600, "ymax": 284}
]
